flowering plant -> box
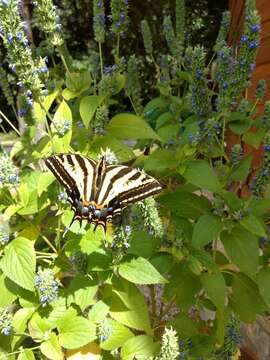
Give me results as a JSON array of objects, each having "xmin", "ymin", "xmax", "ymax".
[{"xmin": 0, "ymin": 0, "xmax": 268, "ymax": 359}]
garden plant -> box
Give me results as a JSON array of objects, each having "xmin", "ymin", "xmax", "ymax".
[{"xmin": 0, "ymin": 0, "xmax": 269, "ymax": 359}]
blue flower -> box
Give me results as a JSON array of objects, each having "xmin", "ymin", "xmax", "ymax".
[
  {"xmin": 16, "ymin": 32, "xmax": 22, "ymax": 42},
  {"xmin": 26, "ymin": 98, "xmax": 33, "ymax": 107},
  {"xmin": 250, "ymin": 24, "xmax": 260, "ymax": 33},
  {"xmin": 18, "ymin": 108, "xmax": 27, "ymax": 117},
  {"xmin": 264, "ymin": 145, "xmax": 270, "ymax": 152},
  {"xmin": 195, "ymin": 69, "xmax": 203, "ymax": 79},
  {"xmin": 39, "ymin": 66, "xmax": 48, "ymax": 73},
  {"xmin": 222, "ymin": 82, "xmax": 229, "ymax": 89},
  {"xmin": 2, "ymin": 327, "xmax": 11, "ymax": 336},
  {"xmin": 1, "ymin": 0, "xmax": 9, "ymax": 6},
  {"xmin": 240, "ymin": 34, "xmax": 248, "ymax": 43},
  {"xmin": 248, "ymin": 40, "xmax": 259, "ymax": 49},
  {"xmin": 26, "ymin": 90, "xmax": 32, "ymax": 97},
  {"xmin": 7, "ymin": 32, "xmax": 12, "ymax": 43}
]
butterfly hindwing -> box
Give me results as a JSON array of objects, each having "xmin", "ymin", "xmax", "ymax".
[{"xmin": 97, "ymin": 164, "xmax": 163, "ymax": 207}]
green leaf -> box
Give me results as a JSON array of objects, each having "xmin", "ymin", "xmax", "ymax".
[
  {"xmin": 109, "ymin": 278, "xmax": 152, "ymax": 334},
  {"xmin": 40, "ymin": 333, "xmax": 63, "ymax": 360},
  {"xmin": 200, "ymin": 271, "xmax": 226, "ymax": 311},
  {"xmin": 229, "ymin": 156, "xmax": 253, "ymax": 182},
  {"xmin": 239, "ymin": 214, "xmax": 266, "ymax": 237},
  {"xmin": 37, "ymin": 172, "xmax": 55, "ymax": 196},
  {"xmin": 12, "ymin": 308, "xmax": 35, "ymax": 333},
  {"xmin": 17, "ymin": 349, "xmax": 35, "ymax": 360},
  {"xmin": 100, "ymin": 319, "xmax": 134, "ymax": 351},
  {"xmin": 183, "ymin": 160, "xmax": 222, "ymax": 192},
  {"xmin": 121, "ymin": 335, "xmax": 159, "ymax": 360},
  {"xmin": 90, "ymin": 134, "xmax": 134, "ymax": 162},
  {"xmin": 113, "ymin": 73, "xmax": 126, "ymax": 94},
  {"xmin": 228, "ymin": 115, "xmax": 252, "ymax": 135},
  {"xmin": 107, "ymin": 113, "xmax": 161, "ymax": 140},
  {"xmin": 88, "ymin": 300, "xmax": 110, "ymax": 323},
  {"xmin": 0, "ymin": 237, "xmax": 36, "ymax": 291},
  {"xmin": 119, "ymin": 256, "xmax": 167, "ymax": 284},
  {"xmin": 230, "ymin": 273, "xmax": 265, "ymax": 322},
  {"xmin": 143, "ymin": 149, "xmax": 178, "ymax": 172},
  {"xmin": 170, "ymin": 313, "xmax": 198, "ymax": 337},
  {"xmin": 127, "ymin": 231, "xmax": 159, "ymax": 258},
  {"xmin": 158, "ymin": 189, "xmax": 211, "ymax": 220},
  {"xmin": 221, "ymin": 226, "xmax": 259, "ymax": 276},
  {"xmin": 67, "ymin": 277, "xmax": 98, "ymax": 311},
  {"xmin": 79, "ymin": 95, "xmax": 104, "ymax": 128},
  {"xmin": 192, "ymin": 213, "xmax": 223, "ymax": 248},
  {"xmin": 51, "ymin": 100, "xmax": 73, "ymax": 153},
  {"xmin": 58, "ymin": 316, "xmax": 96, "ymax": 349},
  {"xmin": 257, "ymin": 267, "xmax": 270, "ymax": 308},
  {"xmin": 164, "ymin": 264, "xmax": 201, "ymax": 310},
  {"xmin": 0, "ymin": 274, "xmax": 17, "ymax": 307},
  {"xmin": 66, "ymin": 70, "xmax": 91, "ymax": 93},
  {"xmin": 243, "ymin": 128, "xmax": 265, "ymax": 148}
]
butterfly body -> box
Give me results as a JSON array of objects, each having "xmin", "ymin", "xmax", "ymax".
[{"xmin": 45, "ymin": 154, "xmax": 162, "ymax": 231}]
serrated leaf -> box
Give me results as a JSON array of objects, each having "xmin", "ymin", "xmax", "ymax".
[
  {"xmin": 192, "ymin": 213, "xmax": 223, "ymax": 248},
  {"xmin": 66, "ymin": 342, "xmax": 101, "ymax": 359},
  {"xmin": 183, "ymin": 160, "xmax": 222, "ymax": 192},
  {"xmin": 200, "ymin": 271, "xmax": 226, "ymax": 311},
  {"xmin": 51, "ymin": 100, "xmax": 72, "ymax": 153},
  {"xmin": 40, "ymin": 332, "xmax": 64, "ymax": 360},
  {"xmin": 12, "ymin": 307, "xmax": 35, "ymax": 333},
  {"xmin": 230, "ymin": 273, "xmax": 265, "ymax": 322},
  {"xmin": 100, "ymin": 319, "xmax": 134, "ymax": 351},
  {"xmin": 0, "ymin": 274, "xmax": 17, "ymax": 307},
  {"xmin": 37, "ymin": 172, "xmax": 55, "ymax": 196},
  {"xmin": 58, "ymin": 316, "xmax": 96, "ymax": 349},
  {"xmin": 221, "ymin": 226, "xmax": 259, "ymax": 276},
  {"xmin": 121, "ymin": 335, "xmax": 159, "ymax": 360},
  {"xmin": 257, "ymin": 267, "xmax": 270, "ymax": 308},
  {"xmin": 158, "ymin": 189, "xmax": 211, "ymax": 220},
  {"xmin": 88, "ymin": 301, "xmax": 110, "ymax": 323},
  {"xmin": 239, "ymin": 214, "xmax": 266, "ymax": 237},
  {"xmin": 0, "ymin": 237, "xmax": 36, "ymax": 291},
  {"xmin": 107, "ymin": 113, "xmax": 161, "ymax": 140},
  {"xmin": 127, "ymin": 231, "xmax": 159, "ymax": 258},
  {"xmin": 79, "ymin": 95, "xmax": 104, "ymax": 128},
  {"xmin": 67, "ymin": 277, "xmax": 98, "ymax": 311},
  {"xmin": 109, "ymin": 278, "xmax": 152, "ymax": 334},
  {"xmin": 17, "ymin": 349, "xmax": 35, "ymax": 360},
  {"xmin": 229, "ymin": 156, "xmax": 252, "ymax": 182},
  {"xmin": 119, "ymin": 257, "xmax": 167, "ymax": 284}
]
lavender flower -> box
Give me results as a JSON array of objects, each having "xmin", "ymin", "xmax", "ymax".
[
  {"xmin": 0, "ymin": 308, "xmax": 12, "ymax": 336},
  {"xmin": 35, "ymin": 268, "xmax": 60, "ymax": 307},
  {"xmin": 93, "ymin": 0, "xmax": 105, "ymax": 43}
]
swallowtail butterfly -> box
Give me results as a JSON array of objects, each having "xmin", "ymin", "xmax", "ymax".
[{"xmin": 45, "ymin": 154, "xmax": 163, "ymax": 231}]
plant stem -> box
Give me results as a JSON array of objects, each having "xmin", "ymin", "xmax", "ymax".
[
  {"xmin": 0, "ymin": 110, "xmax": 20, "ymax": 136},
  {"xmin": 99, "ymin": 41, "xmax": 104, "ymax": 79},
  {"xmin": 150, "ymin": 285, "xmax": 156, "ymax": 324},
  {"xmin": 38, "ymin": 101, "xmax": 55, "ymax": 153},
  {"xmin": 116, "ymin": 34, "xmax": 120, "ymax": 58},
  {"xmin": 41, "ymin": 235, "xmax": 58, "ymax": 254}
]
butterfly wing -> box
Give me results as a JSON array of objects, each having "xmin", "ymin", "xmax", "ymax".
[
  {"xmin": 45, "ymin": 154, "xmax": 96, "ymax": 206},
  {"xmin": 96, "ymin": 164, "xmax": 163, "ymax": 210}
]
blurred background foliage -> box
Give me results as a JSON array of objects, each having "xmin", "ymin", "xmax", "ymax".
[{"xmin": 0, "ymin": 0, "xmax": 227, "ymax": 128}]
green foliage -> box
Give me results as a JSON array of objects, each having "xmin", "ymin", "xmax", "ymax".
[{"xmin": 0, "ymin": 0, "xmax": 268, "ymax": 358}]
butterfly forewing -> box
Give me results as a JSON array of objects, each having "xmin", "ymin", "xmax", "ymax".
[{"xmin": 45, "ymin": 154, "xmax": 96, "ymax": 203}]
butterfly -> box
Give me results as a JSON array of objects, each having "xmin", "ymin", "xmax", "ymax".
[{"xmin": 45, "ymin": 154, "xmax": 163, "ymax": 231}]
